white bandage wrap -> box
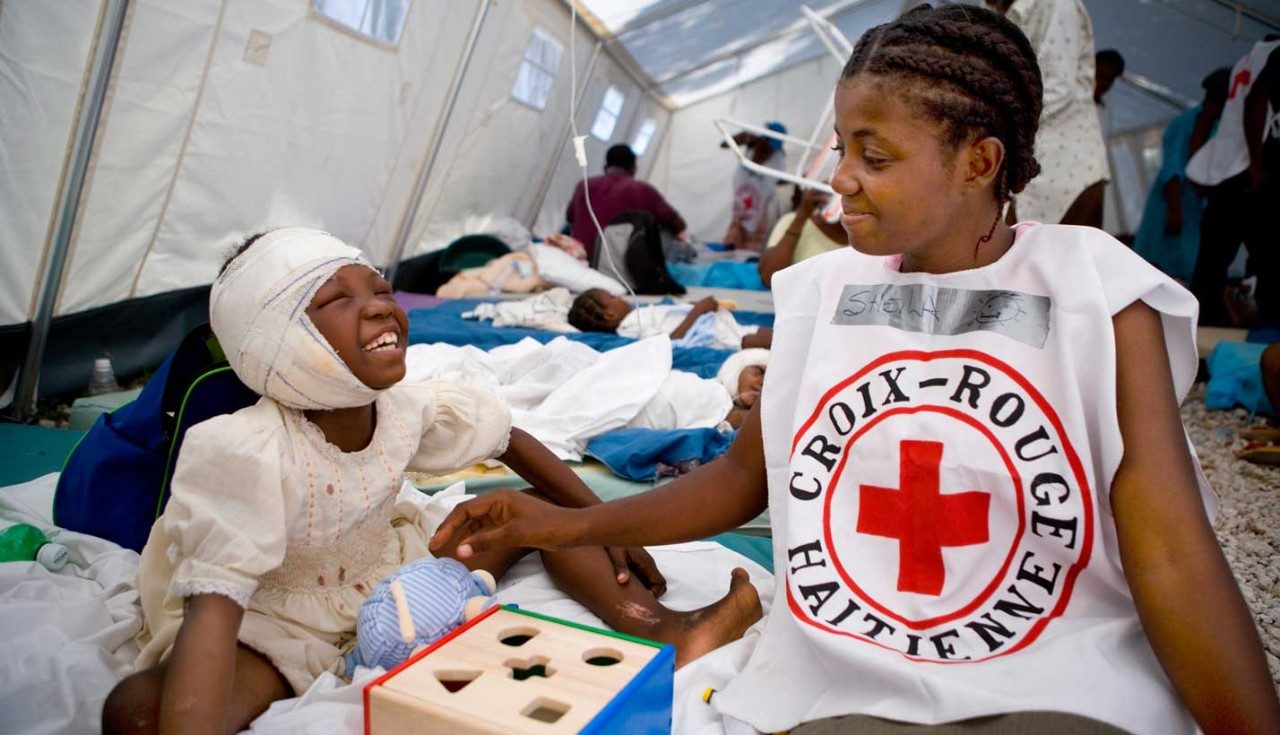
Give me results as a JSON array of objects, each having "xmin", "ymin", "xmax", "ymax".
[
  {"xmin": 210, "ymin": 227, "xmax": 380, "ymax": 410},
  {"xmin": 716, "ymin": 348, "xmax": 770, "ymax": 400}
]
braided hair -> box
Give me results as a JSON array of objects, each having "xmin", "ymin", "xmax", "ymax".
[
  {"xmin": 841, "ymin": 4, "xmax": 1042, "ymax": 203},
  {"xmin": 568, "ymin": 289, "xmax": 617, "ymax": 332}
]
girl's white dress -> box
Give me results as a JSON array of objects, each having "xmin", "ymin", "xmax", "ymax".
[{"xmin": 133, "ymin": 381, "xmax": 511, "ymax": 693}]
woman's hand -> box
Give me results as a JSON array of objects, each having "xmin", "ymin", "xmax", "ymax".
[
  {"xmin": 429, "ymin": 489, "xmax": 580, "ymax": 558},
  {"xmin": 606, "ymin": 546, "xmax": 667, "ymax": 597}
]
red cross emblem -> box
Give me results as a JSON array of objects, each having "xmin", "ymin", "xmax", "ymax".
[
  {"xmin": 1229, "ymin": 68, "xmax": 1251, "ymax": 100},
  {"xmin": 856, "ymin": 440, "xmax": 991, "ymax": 596},
  {"xmin": 740, "ymin": 193, "xmax": 755, "ymax": 211}
]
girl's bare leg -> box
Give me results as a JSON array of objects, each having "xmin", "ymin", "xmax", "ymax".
[
  {"xmin": 539, "ymin": 546, "xmax": 760, "ymax": 668},
  {"xmin": 434, "ymin": 490, "xmax": 762, "ymax": 668},
  {"xmin": 102, "ymin": 644, "xmax": 289, "ymax": 735}
]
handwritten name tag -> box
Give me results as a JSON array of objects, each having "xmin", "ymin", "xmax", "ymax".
[{"xmin": 831, "ymin": 283, "xmax": 1051, "ymax": 348}]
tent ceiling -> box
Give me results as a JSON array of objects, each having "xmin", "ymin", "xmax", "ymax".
[{"xmin": 581, "ymin": 0, "xmax": 1280, "ymax": 129}]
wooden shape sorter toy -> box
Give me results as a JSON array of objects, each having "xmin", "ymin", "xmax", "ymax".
[{"xmin": 363, "ymin": 605, "xmax": 674, "ymax": 734}]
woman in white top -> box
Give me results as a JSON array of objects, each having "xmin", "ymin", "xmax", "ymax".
[
  {"xmin": 989, "ymin": 0, "xmax": 1110, "ymax": 227},
  {"xmin": 432, "ymin": 7, "xmax": 1279, "ymax": 734}
]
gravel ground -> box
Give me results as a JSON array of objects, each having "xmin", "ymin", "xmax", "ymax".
[{"xmin": 1182, "ymin": 386, "xmax": 1280, "ymax": 686}]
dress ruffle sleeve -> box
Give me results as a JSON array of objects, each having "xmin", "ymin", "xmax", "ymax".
[
  {"xmin": 407, "ymin": 382, "xmax": 513, "ymax": 476},
  {"xmin": 162, "ymin": 404, "xmax": 290, "ymax": 608}
]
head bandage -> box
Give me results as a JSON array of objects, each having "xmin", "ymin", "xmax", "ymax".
[
  {"xmin": 210, "ymin": 228, "xmax": 381, "ymax": 410},
  {"xmin": 717, "ymin": 348, "xmax": 770, "ymax": 399}
]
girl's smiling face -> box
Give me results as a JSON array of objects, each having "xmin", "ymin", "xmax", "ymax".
[
  {"xmin": 830, "ymin": 76, "xmax": 973, "ymax": 260},
  {"xmin": 306, "ymin": 264, "xmax": 408, "ymax": 390}
]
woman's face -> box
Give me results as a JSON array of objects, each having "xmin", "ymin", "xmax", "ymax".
[
  {"xmin": 829, "ymin": 76, "xmax": 969, "ymax": 259},
  {"xmin": 306, "ymin": 264, "xmax": 409, "ymax": 390}
]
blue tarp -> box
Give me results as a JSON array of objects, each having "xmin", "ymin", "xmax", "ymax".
[
  {"xmin": 668, "ymin": 261, "xmax": 765, "ymax": 291},
  {"xmin": 1205, "ymin": 341, "xmax": 1275, "ymax": 417},
  {"xmin": 406, "ymin": 299, "xmax": 773, "ymax": 380},
  {"xmin": 586, "ymin": 427, "xmax": 737, "ymax": 481}
]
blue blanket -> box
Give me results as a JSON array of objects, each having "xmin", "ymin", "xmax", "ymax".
[
  {"xmin": 668, "ymin": 261, "xmax": 765, "ymax": 291},
  {"xmin": 587, "ymin": 427, "xmax": 736, "ymax": 481},
  {"xmin": 407, "ymin": 299, "xmax": 773, "ymax": 380},
  {"xmin": 1205, "ymin": 341, "xmax": 1276, "ymax": 417}
]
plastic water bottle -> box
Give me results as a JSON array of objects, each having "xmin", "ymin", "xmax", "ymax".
[
  {"xmin": 88, "ymin": 356, "xmax": 119, "ymax": 395},
  {"xmin": 0, "ymin": 524, "xmax": 69, "ymax": 571}
]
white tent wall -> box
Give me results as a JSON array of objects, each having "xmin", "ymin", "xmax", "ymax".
[
  {"xmin": 51, "ymin": 0, "xmax": 482, "ymax": 315},
  {"xmin": 400, "ymin": 0, "xmax": 612, "ymax": 259},
  {"xmin": 0, "ymin": 1, "xmax": 102, "ymax": 327},
  {"xmin": 649, "ymin": 51, "xmax": 844, "ymax": 243},
  {"xmin": 529, "ymin": 58, "xmax": 672, "ymax": 237}
]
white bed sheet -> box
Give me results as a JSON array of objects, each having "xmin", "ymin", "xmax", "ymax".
[
  {"xmin": 404, "ymin": 336, "xmax": 733, "ymax": 461},
  {"xmin": 0, "ymin": 473, "xmax": 773, "ymax": 734}
]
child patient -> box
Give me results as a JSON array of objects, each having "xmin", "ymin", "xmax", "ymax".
[
  {"xmin": 101, "ymin": 228, "xmax": 761, "ymax": 735},
  {"xmin": 629, "ymin": 348, "xmax": 770, "ymax": 432},
  {"xmin": 568, "ymin": 289, "xmax": 773, "ymax": 350}
]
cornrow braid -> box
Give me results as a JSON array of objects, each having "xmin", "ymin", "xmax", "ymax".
[
  {"xmin": 567, "ymin": 289, "xmax": 617, "ymax": 333},
  {"xmin": 841, "ymin": 4, "xmax": 1043, "ymax": 202}
]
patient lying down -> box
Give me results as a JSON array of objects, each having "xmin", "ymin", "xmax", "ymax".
[
  {"xmin": 631, "ymin": 348, "xmax": 768, "ymax": 432},
  {"xmin": 568, "ymin": 289, "xmax": 772, "ymax": 351}
]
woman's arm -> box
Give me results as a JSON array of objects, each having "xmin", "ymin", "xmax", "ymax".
[
  {"xmin": 432, "ymin": 403, "xmax": 769, "ymax": 556},
  {"xmin": 1110, "ymin": 301, "xmax": 1280, "ymax": 735},
  {"xmin": 759, "ymin": 215, "xmax": 808, "ymax": 287},
  {"xmin": 497, "ymin": 427, "xmax": 666, "ymax": 592},
  {"xmin": 160, "ymin": 595, "xmax": 243, "ymax": 735},
  {"xmin": 741, "ymin": 328, "xmax": 773, "ymax": 350}
]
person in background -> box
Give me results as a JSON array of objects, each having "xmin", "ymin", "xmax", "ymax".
[
  {"xmin": 1132, "ymin": 68, "xmax": 1230, "ymax": 283},
  {"xmin": 1187, "ymin": 37, "xmax": 1280, "ymax": 327},
  {"xmin": 565, "ymin": 144, "xmax": 686, "ymax": 260},
  {"xmin": 1094, "ymin": 48, "xmax": 1125, "ymax": 142},
  {"xmin": 1094, "ymin": 48, "xmax": 1125, "ymax": 104},
  {"xmin": 989, "ymin": 0, "xmax": 1110, "ymax": 227},
  {"xmin": 567, "ymin": 290, "xmax": 772, "ymax": 350},
  {"xmin": 721, "ymin": 121, "xmax": 789, "ymax": 251},
  {"xmin": 757, "ymin": 187, "xmax": 848, "ymax": 287}
]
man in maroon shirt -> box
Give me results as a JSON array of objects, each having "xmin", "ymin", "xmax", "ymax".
[{"xmin": 566, "ymin": 144, "xmax": 687, "ymax": 258}]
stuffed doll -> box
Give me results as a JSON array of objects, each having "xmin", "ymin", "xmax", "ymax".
[{"xmin": 347, "ymin": 557, "xmax": 497, "ymax": 673}]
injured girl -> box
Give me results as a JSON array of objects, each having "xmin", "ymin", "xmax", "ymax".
[
  {"xmin": 568, "ymin": 289, "xmax": 773, "ymax": 350},
  {"xmin": 101, "ymin": 228, "xmax": 760, "ymax": 735}
]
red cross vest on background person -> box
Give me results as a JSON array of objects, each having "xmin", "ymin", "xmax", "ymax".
[{"xmin": 714, "ymin": 222, "xmax": 1214, "ymax": 735}]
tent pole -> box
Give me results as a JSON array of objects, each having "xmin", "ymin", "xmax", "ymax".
[
  {"xmin": 12, "ymin": 0, "xmax": 129, "ymax": 422},
  {"xmin": 383, "ymin": 0, "xmax": 491, "ymax": 285},
  {"xmin": 524, "ymin": 39, "xmax": 603, "ymax": 229}
]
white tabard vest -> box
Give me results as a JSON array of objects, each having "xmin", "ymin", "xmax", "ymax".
[
  {"xmin": 717, "ymin": 223, "xmax": 1213, "ymax": 735},
  {"xmin": 1186, "ymin": 39, "xmax": 1280, "ymax": 187}
]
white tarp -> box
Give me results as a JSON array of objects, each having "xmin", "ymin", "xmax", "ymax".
[{"xmin": 2, "ymin": 0, "xmax": 1274, "ymax": 327}]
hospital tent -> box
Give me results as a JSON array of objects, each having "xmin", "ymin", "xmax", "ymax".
[{"xmin": 2, "ymin": 0, "xmax": 1275, "ymax": 414}]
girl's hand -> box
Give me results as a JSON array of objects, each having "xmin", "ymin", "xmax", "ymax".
[
  {"xmin": 429, "ymin": 489, "xmax": 578, "ymax": 557},
  {"xmin": 607, "ymin": 546, "xmax": 667, "ymax": 597}
]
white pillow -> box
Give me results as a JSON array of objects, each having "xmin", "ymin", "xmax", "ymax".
[{"xmin": 529, "ymin": 243, "xmax": 627, "ymax": 295}]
